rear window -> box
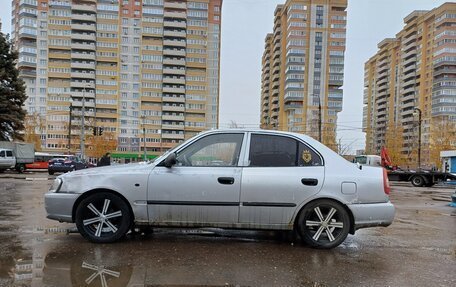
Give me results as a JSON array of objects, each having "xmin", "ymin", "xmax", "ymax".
[{"xmin": 249, "ymin": 134, "xmax": 323, "ymax": 167}]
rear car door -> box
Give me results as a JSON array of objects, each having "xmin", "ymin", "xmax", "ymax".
[{"xmin": 239, "ymin": 133, "xmax": 325, "ymax": 226}]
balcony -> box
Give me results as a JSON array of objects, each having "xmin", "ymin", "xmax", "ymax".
[
  {"xmin": 70, "ymin": 82, "xmax": 95, "ymax": 89},
  {"xmin": 163, "ymin": 86, "xmax": 185, "ymax": 94},
  {"xmin": 71, "ymin": 33, "xmax": 96, "ymax": 41},
  {"xmin": 161, "ymin": 124, "xmax": 185, "ymax": 130},
  {"xmin": 402, "ymin": 86, "xmax": 416, "ymax": 95},
  {"xmin": 18, "ymin": 60, "xmax": 36, "ymax": 68},
  {"xmin": 162, "ymin": 133, "xmax": 185, "ymax": 140},
  {"xmin": 162, "ymin": 114, "xmax": 185, "ymax": 121},
  {"xmin": 71, "ymin": 52, "xmax": 96, "ymax": 60},
  {"xmin": 71, "ymin": 61, "xmax": 95, "ymax": 70},
  {"xmin": 402, "ymin": 49, "xmax": 417, "ymax": 59},
  {"xmin": 162, "ymin": 96, "xmax": 185, "ymax": 103},
  {"xmin": 72, "ymin": 4, "xmax": 96, "ymax": 13},
  {"xmin": 19, "ymin": 69, "xmax": 36, "ymax": 77},
  {"xmin": 164, "ymin": 20, "xmax": 186, "ymax": 29},
  {"xmin": 70, "ymin": 100, "xmax": 96, "ymax": 108},
  {"xmin": 163, "ymin": 30, "xmax": 186, "ymax": 38},
  {"xmin": 71, "ymin": 23, "xmax": 96, "ymax": 31},
  {"xmin": 164, "ymin": 11, "xmax": 186, "ymax": 19},
  {"xmin": 162, "ymin": 105, "xmax": 185, "ymax": 112},
  {"xmin": 403, "ymin": 63, "xmax": 416, "ymax": 73},
  {"xmin": 163, "ymin": 58, "xmax": 186, "ymax": 66},
  {"xmin": 402, "ymin": 71, "xmax": 416, "ymax": 81},
  {"xmin": 164, "ymin": 2, "xmax": 187, "ymax": 9},
  {"xmin": 163, "ymin": 39, "xmax": 186, "ymax": 48},
  {"xmin": 163, "ymin": 49, "xmax": 186, "ymax": 57},
  {"xmin": 163, "ymin": 68, "xmax": 185, "ymax": 75},
  {"xmin": 71, "ymin": 72, "xmax": 95, "ymax": 79},
  {"xmin": 76, "ymin": 14, "xmax": 96, "ymax": 22},
  {"xmin": 163, "ymin": 77, "xmax": 185, "ymax": 84},
  {"xmin": 72, "ymin": 42, "xmax": 95, "ymax": 50}
]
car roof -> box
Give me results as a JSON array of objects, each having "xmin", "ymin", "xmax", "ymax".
[{"xmin": 199, "ymin": 128, "xmax": 316, "ymax": 142}]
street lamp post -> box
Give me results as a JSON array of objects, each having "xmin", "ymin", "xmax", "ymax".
[
  {"xmin": 68, "ymin": 102, "xmax": 72, "ymax": 154},
  {"xmin": 413, "ymin": 107, "xmax": 422, "ymax": 170},
  {"xmin": 80, "ymin": 87, "xmax": 86, "ymax": 160},
  {"xmin": 142, "ymin": 115, "xmax": 147, "ymax": 161}
]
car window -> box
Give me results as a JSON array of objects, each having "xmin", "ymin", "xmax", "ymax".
[
  {"xmin": 298, "ymin": 142, "xmax": 323, "ymax": 166},
  {"xmin": 249, "ymin": 134, "xmax": 297, "ymax": 167},
  {"xmin": 249, "ymin": 134, "xmax": 323, "ymax": 167},
  {"xmin": 0, "ymin": 151, "xmax": 4, "ymax": 157},
  {"xmin": 176, "ymin": 133, "xmax": 244, "ymax": 167},
  {"xmin": 6, "ymin": 151, "xmax": 13, "ymax": 157}
]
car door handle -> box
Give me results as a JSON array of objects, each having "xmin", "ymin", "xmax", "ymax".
[
  {"xmin": 218, "ymin": 177, "xmax": 235, "ymax": 185},
  {"xmin": 301, "ymin": 178, "xmax": 318, "ymax": 186}
]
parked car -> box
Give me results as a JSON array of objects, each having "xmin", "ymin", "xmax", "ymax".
[
  {"xmin": 48, "ymin": 156, "xmax": 88, "ymax": 175},
  {"xmin": 44, "ymin": 129, "xmax": 395, "ymax": 248}
]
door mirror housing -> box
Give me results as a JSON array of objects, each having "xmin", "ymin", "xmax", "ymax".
[{"xmin": 164, "ymin": 152, "xmax": 177, "ymax": 168}]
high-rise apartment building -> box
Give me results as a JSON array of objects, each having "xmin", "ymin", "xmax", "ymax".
[
  {"xmin": 260, "ymin": 0, "xmax": 347, "ymax": 148},
  {"xmin": 12, "ymin": 0, "xmax": 222, "ymax": 159},
  {"xmin": 363, "ymin": 3, "xmax": 456, "ymax": 167}
]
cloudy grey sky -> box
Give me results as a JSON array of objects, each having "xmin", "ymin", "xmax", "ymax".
[{"xmin": 0, "ymin": 0, "xmax": 447, "ymax": 151}]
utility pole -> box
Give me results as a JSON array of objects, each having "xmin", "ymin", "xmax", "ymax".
[
  {"xmin": 80, "ymin": 87, "xmax": 86, "ymax": 160},
  {"xmin": 414, "ymin": 107, "xmax": 422, "ymax": 170},
  {"xmin": 142, "ymin": 115, "xmax": 147, "ymax": 161},
  {"xmin": 318, "ymin": 96, "xmax": 322, "ymax": 142},
  {"xmin": 68, "ymin": 103, "xmax": 72, "ymax": 154}
]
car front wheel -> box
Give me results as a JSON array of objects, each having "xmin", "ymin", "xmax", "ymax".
[
  {"xmin": 75, "ymin": 192, "xmax": 132, "ymax": 243},
  {"xmin": 297, "ymin": 199, "xmax": 350, "ymax": 249}
]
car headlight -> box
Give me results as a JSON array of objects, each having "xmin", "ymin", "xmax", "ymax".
[{"xmin": 49, "ymin": 178, "xmax": 62, "ymax": 193}]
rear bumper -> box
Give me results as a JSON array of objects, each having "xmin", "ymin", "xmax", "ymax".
[
  {"xmin": 44, "ymin": 192, "xmax": 80, "ymax": 223},
  {"xmin": 348, "ymin": 201, "xmax": 395, "ymax": 230}
]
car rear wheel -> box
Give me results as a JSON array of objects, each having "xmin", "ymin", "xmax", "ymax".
[
  {"xmin": 75, "ymin": 192, "xmax": 132, "ymax": 243},
  {"xmin": 411, "ymin": 175, "xmax": 425, "ymax": 187},
  {"xmin": 297, "ymin": 199, "xmax": 350, "ymax": 249}
]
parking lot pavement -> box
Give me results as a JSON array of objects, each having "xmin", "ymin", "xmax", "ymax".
[{"xmin": 0, "ymin": 174, "xmax": 455, "ymax": 286}]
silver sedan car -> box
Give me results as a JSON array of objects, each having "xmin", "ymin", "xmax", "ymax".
[{"xmin": 45, "ymin": 129, "xmax": 395, "ymax": 249}]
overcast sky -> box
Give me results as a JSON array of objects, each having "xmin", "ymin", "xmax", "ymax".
[{"xmin": 0, "ymin": 0, "xmax": 447, "ymax": 152}]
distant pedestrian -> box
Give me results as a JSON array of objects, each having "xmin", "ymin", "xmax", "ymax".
[{"xmin": 97, "ymin": 152, "xmax": 111, "ymax": 167}]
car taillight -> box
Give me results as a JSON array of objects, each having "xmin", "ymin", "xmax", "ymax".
[
  {"xmin": 383, "ymin": 168, "xmax": 391, "ymax": 195},
  {"xmin": 64, "ymin": 160, "xmax": 71, "ymax": 164}
]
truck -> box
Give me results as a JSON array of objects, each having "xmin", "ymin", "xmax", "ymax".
[
  {"xmin": 354, "ymin": 151, "xmax": 456, "ymax": 187},
  {"xmin": 0, "ymin": 142, "xmax": 35, "ymax": 173}
]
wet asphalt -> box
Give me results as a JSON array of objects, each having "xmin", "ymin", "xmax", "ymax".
[{"xmin": 0, "ymin": 172, "xmax": 455, "ymax": 287}]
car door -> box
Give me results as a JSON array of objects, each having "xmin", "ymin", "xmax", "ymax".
[
  {"xmin": 148, "ymin": 133, "xmax": 246, "ymax": 226},
  {"xmin": 239, "ymin": 133, "xmax": 325, "ymax": 226},
  {"xmin": 4, "ymin": 150, "xmax": 15, "ymax": 168}
]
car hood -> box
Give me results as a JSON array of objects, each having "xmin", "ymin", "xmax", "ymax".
[{"xmin": 58, "ymin": 162, "xmax": 154, "ymax": 178}]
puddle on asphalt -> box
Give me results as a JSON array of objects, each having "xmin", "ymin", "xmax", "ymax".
[{"xmin": 2, "ymin": 229, "xmax": 353, "ymax": 286}]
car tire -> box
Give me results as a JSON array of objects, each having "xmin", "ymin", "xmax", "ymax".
[
  {"xmin": 16, "ymin": 164, "xmax": 25, "ymax": 173},
  {"xmin": 48, "ymin": 171, "xmax": 54, "ymax": 175},
  {"xmin": 75, "ymin": 192, "xmax": 132, "ymax": 243},
  {"xmin": 411, "ymin": 175, "xmax": 425, "ymax": 187},
  {"xmin": 297, "ymin": 199, "xmax": 350, "ymax": 249}
]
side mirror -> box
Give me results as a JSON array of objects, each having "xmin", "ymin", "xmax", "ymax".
[{"xmin": 163, "ymin": 153, "xmax": 177, "ymax": 168}]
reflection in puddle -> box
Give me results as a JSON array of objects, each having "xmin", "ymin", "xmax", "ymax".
[{"xmin": 82, "ymin": 262, "xmax": 120, "ymax": 287}]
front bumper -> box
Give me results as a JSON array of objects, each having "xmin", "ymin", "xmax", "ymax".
[
  {"xmin": 44, "ymin": 192, "xmax": 80, "ymax": 223},
  {"xmin": 348, "ymin": 201, "xmax": 395, "ymax": 230}
]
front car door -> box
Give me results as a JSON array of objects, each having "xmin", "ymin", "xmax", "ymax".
[
  {"xmin": 239, "ymin": 133, "xmax": 325, "ymax": 228},
  {"xmin": 148, "ymin": 132, "xmax": 246, "ymax": 226},
  {"xmin": 0, "ymin": 150, "xmax": 15, "ymax": 168}
]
